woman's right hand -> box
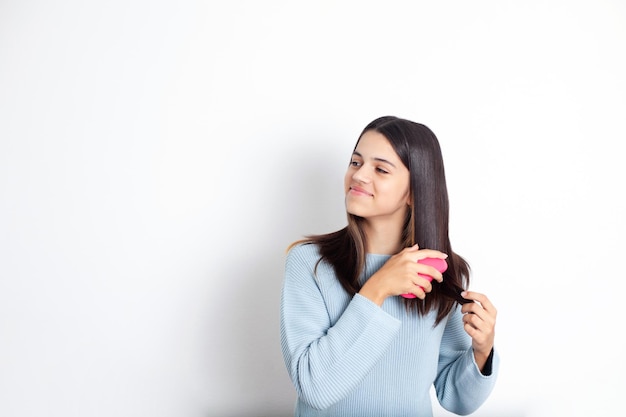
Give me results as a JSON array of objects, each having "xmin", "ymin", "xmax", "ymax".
[{"xmin": 358, "ymin": 244, "xmax": 448, "ymax": 306}]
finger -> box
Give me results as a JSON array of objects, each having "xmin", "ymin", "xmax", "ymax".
[
  {"xmin": 461, "ymin": 300, "xmax": 484, "ymax": 315},
  {"xmin": 461, "ymin": 291, "xmax": 497, "ymax": 315},
  {"xmin": 463, "ymin": 309, "xmax": 485, "ymax": 329},
  {"xmin": 414, "ymin": 249, "xmax": 448, "ymax": 261},
  {"xmin": 403, "ymin": 276, "xmax": 429, "ymax": 298},
  {"xmin": 463, "ymin": 315, "xmax": 495, "ymax": 346},
  {"xmin": 400, "ymin": 277, "xmax": 426, "ymax": 299},
  {"xmin": 417, "ymin": 265, "xmax": 443, "ymax": 283},
  {"xmin": 463, "ymin": 321, "xmax": 492, "ymax": 348},
  {"xmin": 461, "ymin": 291, "xmax": 489, "ymax": 307},
  {"xmin": 414, "ymin": 276, "xmax": 433, "ymax": 293},
  {"xmin": 409, "ymin": 285, "xmax": 426, "ymax": 299},
  {"xmin": 463, "ymin": 322, "xmax": 481, "ymax": 339},
  {"xmin": 462, "ymin": 301, "xmax": 493, "ymax": 324},
  {"xmin": 463, "ymin": 306, "xmax": 496, "ymax": 342},
  {"xmin": 401, "ymin": 244, "xmax": 420, "ymax": 254},
  {"xmin": 463, "ymin": 314, "xmax": 487, "ymax": 337},
  {"xmin": 463, "ymin": 314, "xmax": 494, "ymax": 344}
]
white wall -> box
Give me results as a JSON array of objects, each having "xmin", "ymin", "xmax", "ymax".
[{"xmin": 1, "ymin": 1, "xmax": 624, "ymax": 416}]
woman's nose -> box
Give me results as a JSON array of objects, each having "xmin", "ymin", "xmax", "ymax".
[{"xmin": 352, "ymin": 166, "xmax": 371, "ymax": 183}]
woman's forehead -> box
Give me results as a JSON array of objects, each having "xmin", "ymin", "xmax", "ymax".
[{"xmin": 354, "ymin": 131, "xmax": 402, "ymax": 162}]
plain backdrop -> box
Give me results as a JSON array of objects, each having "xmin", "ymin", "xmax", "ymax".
[{"xmin": 1, "ymin": 1, "xmax": 625, "ymax": 416}]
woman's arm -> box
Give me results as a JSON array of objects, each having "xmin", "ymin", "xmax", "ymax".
[
  {"xmin": 434, "ymin": 303, "xmax": 500, "ymax": 415},
  {"xmin": 279, "ymin": 246, "xmax": 400, "ymax": 410}
]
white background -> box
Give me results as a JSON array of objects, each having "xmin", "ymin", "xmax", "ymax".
[{"xmin": 1, "ymin": 1, "xmax": 625, "ymax": 416}]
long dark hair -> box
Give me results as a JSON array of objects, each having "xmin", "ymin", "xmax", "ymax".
[{"xmin": 292, "ymin": 116, "xmax": 470, "ymax": 324}]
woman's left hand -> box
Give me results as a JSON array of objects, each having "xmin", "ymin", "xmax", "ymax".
[{"xmin": 460, "ymin": 291, "xmax": 497, "ymax": 371}]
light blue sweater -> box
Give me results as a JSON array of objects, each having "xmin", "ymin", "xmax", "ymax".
[{"xmin": 280, "ymin": 243, "xmax": 499, "ymax": 417}]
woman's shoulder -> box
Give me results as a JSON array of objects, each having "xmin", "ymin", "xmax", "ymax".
[{"xmin": 286, "ymin": 241, "xmax": 321, "ymax": 263}]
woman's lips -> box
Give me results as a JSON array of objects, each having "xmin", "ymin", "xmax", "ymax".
[{"xmin": 349, "ymin": 186, "xmax": 373, "ymax": 196}]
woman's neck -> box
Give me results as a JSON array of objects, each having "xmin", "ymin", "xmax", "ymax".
[{"xmin": 362, "ymin": 219, "xmax": 404, "ymax": 255}]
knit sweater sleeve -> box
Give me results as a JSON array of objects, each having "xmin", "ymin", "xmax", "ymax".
[
  {"xmin": 279, "ymin": 245, "xmax": 401, "ymax": 410},
  {"xmin": 433, "ymin": 305, "xmax": 500, "ymax": 415}
]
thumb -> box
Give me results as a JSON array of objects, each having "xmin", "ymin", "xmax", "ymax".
[{"xmin": 399, "ymin": 244, "xmax": 419, "ymax": 255}]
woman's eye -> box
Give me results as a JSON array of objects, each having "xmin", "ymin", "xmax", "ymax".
[
  {"xmin": 376, "ymin": 167, "xmax": 389, "ymax": 174},
  {"xmin": 350, "ymin": 160, "xmax": 361, "ymax": 167}
]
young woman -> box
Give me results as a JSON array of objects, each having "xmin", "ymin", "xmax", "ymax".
[{"xmin": 280, "ymin": 116, "xmax": 499, "ymax": 417}]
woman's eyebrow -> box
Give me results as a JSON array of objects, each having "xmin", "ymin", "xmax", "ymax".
[
  {"xmin": 353, "ymin": 151, "xmax": 397, "ymax": 168},
  {"xmin": 373, "ymin": 157, "xmax": 396, "ymax": 168}
]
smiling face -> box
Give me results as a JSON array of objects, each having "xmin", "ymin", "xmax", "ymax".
[{"xmin": 344, "ymin": 130, "xmax": 411, "ymax": 226}]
